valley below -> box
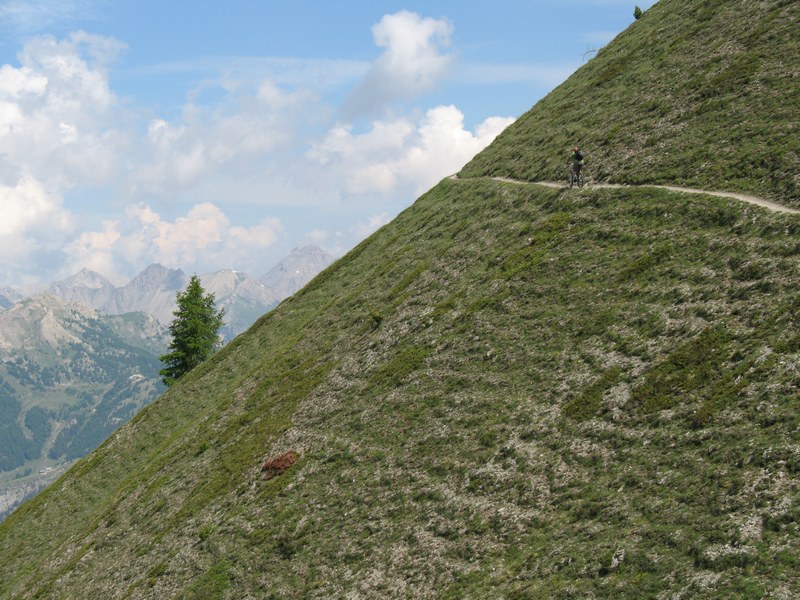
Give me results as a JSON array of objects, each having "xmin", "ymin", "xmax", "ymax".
[{"xmin": 0, "ymin": 246, "xmax": 334, "ymax": 523}]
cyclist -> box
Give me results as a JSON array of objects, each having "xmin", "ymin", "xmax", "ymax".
[{"xmin": 569, "ymin": 146, "xmax": 585, "ymax": 182}]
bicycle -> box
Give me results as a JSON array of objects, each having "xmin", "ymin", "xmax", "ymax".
[{"xmin": 568, "ymin": 165, "xmax": 584, "ymax": 188}]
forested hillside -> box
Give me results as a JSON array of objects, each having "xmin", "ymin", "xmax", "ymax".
[{"xmin": 0, "ymin": 297, "xmax": 164, "ymax": 520}]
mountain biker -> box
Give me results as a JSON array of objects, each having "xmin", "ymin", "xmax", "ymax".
[{"xmin": 569, "ymin": 146, "xmax": 585, "ymax": 180}]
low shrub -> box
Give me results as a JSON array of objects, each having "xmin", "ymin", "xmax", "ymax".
[{"xmin": 261, "ymin": 450, "xmax": 299, "ymax": 480}]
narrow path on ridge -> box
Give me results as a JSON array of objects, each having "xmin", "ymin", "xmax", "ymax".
[{"xmin": 449, "ymin": 175, "xmax": 800, "ymax": 215}]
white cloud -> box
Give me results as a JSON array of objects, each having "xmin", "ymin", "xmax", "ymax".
[
  {"xmin": 133, "ymin": 81, "xmax": 316, "ymax": 197},
  {"xmin": 0, "ymin": 31, "xmax": 129, "ymax": 190},
  {"xmin": 16, "ymin": 30, "xmax": 124, "ymax": 107},
  {"xmin": 0, "ymin": 174, "xmax": 70, "ymax": 236},
  {"xmin": 138, "ymin": 202, "xmax": 229, "ymax": 267},
  {"xmin": 0, "ymin": 63, "xmax": 47, "ymax": 97},
  {"xmin": 64, "ymin": 202, "xmax": 283, "ymax": 279},
  {"xmin": 309, "ymin": 105, "xmax": 514, "ymax": 197},
  {"xmin": 0, "ymin": 174, "xmax": 73, "ymax": 280},
  {"xmin": 228, "ymin": 219, "xmax": 282, "ymax": 250},
  {"xmin": 63, "ymin": 219, "xmax": 122, "ymax": 282},
  {"xmin": 305, "ymin": 229, "xmax": 330, "ymax": 246},
  {"xmin": 0, "ymin": 14, "xmax": 524, "ymax": 287},
  {"xmin": 343, "ymin": 11, "xmax": 454, "ymax": 117}
]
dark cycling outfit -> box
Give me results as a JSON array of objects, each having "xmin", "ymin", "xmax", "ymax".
[{"xmin": 570, "ymin": 150, "xmax": 585, "ymax": 176}]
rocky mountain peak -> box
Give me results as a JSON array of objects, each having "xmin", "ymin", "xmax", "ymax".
[
  {"xmin": 201, "ymin": 270, "xmax": 273, "ymax": 302},
  {"xmin": 125, "ymin": 264, "xmax": 187, "ymax": 292},
  {"xmin": 260, "ymin": 244, "xmax": 335, "ymax": 298}
]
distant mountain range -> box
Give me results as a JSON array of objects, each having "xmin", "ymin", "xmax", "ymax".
[
  {"xmin": 44, "ymin": 264, "xmax": 268, "ymax": 340},
  {"xmin": 2, "ymin": 244, "xmax": 335, "ymax": 340},
  {"xmin": 0, "ymin": 295, "xmax": 166, "ymax": 520},
  {"xmin": 0, "ymin": 245, "xmax": 334, "ymax": 521}
]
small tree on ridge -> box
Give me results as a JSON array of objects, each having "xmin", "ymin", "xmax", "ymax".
[{"xmin": 159, "ymin": 275, "xmax": 225, "ymax": 387}]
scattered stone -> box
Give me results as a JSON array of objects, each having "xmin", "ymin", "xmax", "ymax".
[{"xmin": 610, "ymin": 548, "xmax": 626, "ymax": 570}]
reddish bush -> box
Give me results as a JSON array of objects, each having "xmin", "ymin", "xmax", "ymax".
[{"xmin": 261, "ymin": 450, "xmax": 298, "ymax": 480}]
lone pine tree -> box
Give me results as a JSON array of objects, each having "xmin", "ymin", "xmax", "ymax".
[{"xmin": 159, "ymin": 275, "xmax": 225, "ymax": 387}]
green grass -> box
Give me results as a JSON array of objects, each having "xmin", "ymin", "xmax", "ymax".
[
  {"xmin": 564, "ymin": 366, "xmax": 623, "ymax": 421},
  {"xmin": 460, "ymin": 0, "xmax": 800, "ymax": 208},
  {"xmin": 2, "ymin": 0, "xmax": 800, "ymax": 596},
  {"xmin": 184, "ymin": 560, "xmax": 232, "ymax": 600},
  {"xmin": 1, "ymin": 177, "xmax": 798, "ymax": 598}
]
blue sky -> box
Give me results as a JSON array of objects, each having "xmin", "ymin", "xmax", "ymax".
[{"xmin": 0, "ymin": 0, "xmax": 657, "ymax": 287}]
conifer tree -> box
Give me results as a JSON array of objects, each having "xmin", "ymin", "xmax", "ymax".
[
  {"xmin": 634, "ymin": 5, "xmax": 643, "ymax": 19},
  {"xmin": 159, "ymin": 275, "xmax": 225, "ymax": 387}
]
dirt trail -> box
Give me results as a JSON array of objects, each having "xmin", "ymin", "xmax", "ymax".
[{"xmin": 453, "ymin": 175, "xmax": 800, "ymax": 215}]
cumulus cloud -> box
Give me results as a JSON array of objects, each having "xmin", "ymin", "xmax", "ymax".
[
  {"xmin": 0, "ymin": 30, "xmax": 305, "ymax": 282},
  {"xmin": 0, "ymin": 174, "xmax": 73, "ymax": 280},
  {"xmin": 309, "ymin": 105, "xmax": 514, "ymax": 196},
  {"xmin": 343, "ymin": 11, "xmax": 454, "ymax": 118},
  {"xmin": 0, "ymin": 31, "xmax": 128, "ymax": 190},
  {"xmin": 0, "ymin": 63, "xmax": 47, "ymax": 97},
  {"xmin": 133, "ymin": 80, "xmax": 316, "ymax": 197},
  {"xmin": 0, "ymin": 14, "xmax": 523, "ymax": 287},
  {"xmin": 0, "ymin": 174, "xmax": 70, "ymax": 236},
  {"xmin": 64, "ymin": 202, "xmax": 283, "ymax": 279},
  {"xmin": 62, "ymin": 219, "xmax": 121, "ymax": 281}
]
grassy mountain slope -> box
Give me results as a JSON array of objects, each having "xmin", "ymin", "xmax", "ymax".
[
  {"xmin": 2, "ymin": 180, "xmax": 799, "ymax": 598},
  {"xmin": 461, "ymin": 0, "xmax": 800, "ymax": 207},
  {"xmin": 1, "ymin": 1, "xmax": 799, "ymax": 597}
]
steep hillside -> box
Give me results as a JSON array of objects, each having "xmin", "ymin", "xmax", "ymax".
[
  {"xmin": 1, "ymin": 1, "xmax": 799, "ymax": 598},
  {"xmin": 461, "ymin": 0, "xmax": 800, "ymax": 207},
  {"xmin": 2, "ymin": 182, "xmax": 799, "ymax": 597}
]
